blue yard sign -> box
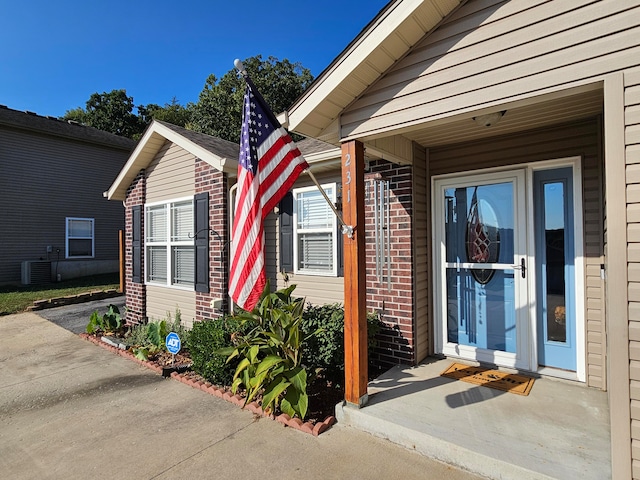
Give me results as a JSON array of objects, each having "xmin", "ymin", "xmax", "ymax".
[{"xmin": 166, "ymin": 332, "xmax": 181, "ymax": 355}]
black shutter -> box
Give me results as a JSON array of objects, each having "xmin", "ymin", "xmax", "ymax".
[
  {"xmin": 279, "ymin": 191, "xmax": 294, "ymax": 272},
  {"xmin": 132, "ymin": 205, "xmax": 142, "ymax": 284},
  {"xmin": 194, "ymin": 192, "xmax": 210, "ymax": 293}
]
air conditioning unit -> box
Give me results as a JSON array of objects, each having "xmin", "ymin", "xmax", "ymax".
[{"xmin": 21, "ymin": 260, "xmax": 52, "ymax": 285}]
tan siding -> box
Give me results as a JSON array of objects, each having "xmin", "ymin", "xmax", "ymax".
[
  {"xmin": 342, "ymin": 0, "xmax": 640, "ymax": 138},
  {"xmin": 146, "ymin": 285, "xmax": 196, "ymax": 328},
  {"xmin": 626, "ymin": 66, "xmax": 640, "ymax": 478},
  {"xmin": 430, "ymin": 119, "xmax": 604, "ymax": 387},
  {"xmin": 146, "ymin": 142, "xmax": 195, "ymax": 202},
  {"xmin": 413, "ymin": 144, "xmax": 430, "ymax": 361}
]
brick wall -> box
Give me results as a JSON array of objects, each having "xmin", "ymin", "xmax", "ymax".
[
  {"xmin": 365, "ymin": 160, "xmax": 416, "ymax": 369},
  {"xmin": 195, "ymin": 160, "xmax": 229, "ymax": 320},
  {"xmin": 124, "ymin": 170, "xmax": 146, "ymax": 324}
]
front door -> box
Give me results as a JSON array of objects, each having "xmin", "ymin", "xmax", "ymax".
[{"xmin": 434, "ymin": 164, "xmax": 581, "ymax": 375}]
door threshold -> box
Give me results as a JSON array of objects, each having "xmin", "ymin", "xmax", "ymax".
[{"xmin": 537, "ymin": 366, "xmax": 580, "ymax": 382}]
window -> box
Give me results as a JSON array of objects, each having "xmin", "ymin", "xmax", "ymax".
[
  {"xmin": 66, "ymin": 218, "xmax": 94, "ymax": 258},
  {"xmin": 145, "ymin": 199, "xmax": 194, "ymax": 288},
  {"xmin": 293, "ymin": 183, "xmax": 337, "ymax": 276}
]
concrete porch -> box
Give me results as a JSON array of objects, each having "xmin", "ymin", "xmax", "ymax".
[{"xmin": 336, "ymin": 358, "xmax": 611, "ymax": 480}]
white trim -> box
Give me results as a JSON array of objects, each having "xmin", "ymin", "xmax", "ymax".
[
  {"xmin": 144, "ymin": 196, "xmax": 195, "ymax": 290},
  {"xmin": 106, "ymin": 120, "xmax": 239, "ymax": 202},
  {"xmin": 65, "ymin": 217, "xmax": 95, "ymax": 259},
  {"xmin": 292, "ymin": 182, "xmax": 338, "ymax": 277}
]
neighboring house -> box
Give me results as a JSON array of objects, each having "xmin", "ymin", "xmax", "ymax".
[
  {"xmin": 279, "ymin": 0, "xmax": 640, "ymax": 478},
  {"xmin": 0, "ymin": 105, "xmax": 135, "ymax": 285}
]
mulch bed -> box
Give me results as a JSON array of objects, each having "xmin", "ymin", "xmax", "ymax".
[{"xmin": 79, "ymin": 333, "xmax": 339, "ymax": 436}]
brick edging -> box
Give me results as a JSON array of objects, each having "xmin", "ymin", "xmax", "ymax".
[
  {"xmin": 78, "ymin": 333, "xmax": 336, "ymax": 436},
  {"xmin": 28, "ymin": 290, "xmax": 123, "ymax": 311}
]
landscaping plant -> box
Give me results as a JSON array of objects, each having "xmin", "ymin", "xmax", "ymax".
[
  {"xmin": 301, "ymin": 303, "xmax": 383, "ymax": 386},
  {"xmin": 125, "ymin": 308, "xmax": 190, "ymax": 361},
  {"xmin": 220, "ymin": 283, "xmax": 319, "ymax": 420},
  {"xmin": 187, "ymin": 316, "xmax": 248, "ymax": 387},
  {"xmin": 86, "ymin": 304, "xmax": 125, "ymax": 335}
]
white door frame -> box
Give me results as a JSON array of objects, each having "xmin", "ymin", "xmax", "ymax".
[{"xmin": 432, "ymin": 157, "xmax": 585, "ymax": 381}]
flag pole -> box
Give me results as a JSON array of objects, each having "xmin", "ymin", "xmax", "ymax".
[{"xmin": 234, "ymin": 59, "xmax": 354, "ymax": 239}]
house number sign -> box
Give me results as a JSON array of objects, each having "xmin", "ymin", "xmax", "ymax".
[{"xmin": 341, "ymin": 149, "xmax": 357, "ymax": 239}]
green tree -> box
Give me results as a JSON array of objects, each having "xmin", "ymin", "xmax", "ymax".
[
  {"xmin": 62, "ymin": 107, "xmax": 87, "ymax": 124},
  {"xmin": 62, "ymin": 89, "xmax": 144, "ymax": 139},
  {"xmin": 190, "ymin": 55, "xmax": 313, "ymax": 142},
  {"xmin": 139, "ymin": 97, "xmax": 192, "ymax": 127}
]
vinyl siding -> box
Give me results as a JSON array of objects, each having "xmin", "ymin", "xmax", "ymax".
[
  {"xmin": 267, "ymin": 171, "xmax": 345, "ymax": 305},
  {"xmin": 0, "ymin": 125, "xmax": 129, "ymax": 283},
  {"xmin": 429, "ymin": 118, "xmax": 604, "ymax": 387},
  {"xmin": 146, "ymin": 285, "xmax": 196, "ymax": 328},
  {"xmin": 625, "ymin": 66, "xmax": 640, "ymax": 480},
  {"xmin": 412, "ymin": 143, "xmax": 430, "ymax": 361},
  {"xmin": 342, "ymin": 0, "xmax": 640, "ymax": 139},
  {"xmin": 146, "ymin": 142, "xmax": 195, "ymax": 202},
  {"xmin": 144, "ymin": 142, "xmax": 196, "ymax": 326}
]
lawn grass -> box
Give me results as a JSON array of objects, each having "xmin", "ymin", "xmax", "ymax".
[{"xmin": 0, "ymin": 273, "xmax": 120, "ymax": 315}]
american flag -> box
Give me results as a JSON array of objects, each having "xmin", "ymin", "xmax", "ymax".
[{"xmin": 229, "ymin": 82, "xmax": 309, "ymax": 311}]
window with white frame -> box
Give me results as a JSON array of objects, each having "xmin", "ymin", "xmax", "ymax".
[
  {"xmin": 145, "ymin": 199, "xmax": 194, "ymax": 288},
  {"xmin": 293, "ymin": 183, "xmax": 337, "ymax": 276},
  {"xmin": 66, "ymin": 217, "xmax": 94, "ymax": 258}
]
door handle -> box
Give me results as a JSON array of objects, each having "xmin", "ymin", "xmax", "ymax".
[{"xmin": 511, "ymin": 258, "xmax": 527, "ymax": 279}]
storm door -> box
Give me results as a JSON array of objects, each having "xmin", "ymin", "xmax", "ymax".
[{"xmin": 434, "ymin": 171, "xmax": 529, "ymax": 369}]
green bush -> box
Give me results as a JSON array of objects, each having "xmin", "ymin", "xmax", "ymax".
[
  {"xmin": 187, "ymin": 316, "xmax": 247, "ymax": 387},
  {"xmin": 301, "ymin": 303, "xmax": 382, "ymax": 386}
]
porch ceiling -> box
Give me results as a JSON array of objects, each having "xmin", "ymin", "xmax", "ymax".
[{"xmin": 384, "ymin": 86, "xmax": 604, "ymax": 149}]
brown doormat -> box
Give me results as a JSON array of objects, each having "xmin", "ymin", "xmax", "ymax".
[{"xmin": 441, "ymin": 362, "xmax": 535, "ymax": 396}]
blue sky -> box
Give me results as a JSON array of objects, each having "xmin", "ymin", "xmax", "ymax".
[{"xmin": 1, "ymin": 0, "xmax": 389, "ymax": 118}]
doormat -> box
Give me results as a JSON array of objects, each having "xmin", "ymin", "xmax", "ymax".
[{"xmin": 441, "ymin": 363, "xmax": 535, "ymax": 396}]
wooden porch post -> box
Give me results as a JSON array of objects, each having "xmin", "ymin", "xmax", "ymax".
[{"xmin": 341, "ymin": 140, "xmax": 368, "ymax": 407}]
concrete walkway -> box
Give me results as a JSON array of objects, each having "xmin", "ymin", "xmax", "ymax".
[{"xmin": 0, "ymin": 311, "xmax": 484, "ymax": 480}]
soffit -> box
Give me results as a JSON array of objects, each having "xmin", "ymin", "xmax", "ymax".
[
  {"xmin": 286, "ymin": 0, "xmax": 466, "ymax": 141},
  {"xmin": 367, "ymin": 86, "xmax": 604, "ymax": 149}
]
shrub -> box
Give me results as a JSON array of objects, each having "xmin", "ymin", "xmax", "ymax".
[
  {"xmin": 187, "ymin": 316, "xmax": 247, "ymax": 387},
  {"xmin": 301, "ymin": 303, "xmax": 383, "ymax": 386}
]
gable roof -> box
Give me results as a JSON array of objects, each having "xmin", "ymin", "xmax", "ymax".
[
  {"xmin": 106, "ymin": 120, "xmax": 240, "ymax": 201},
  {"xmin": 282, "ymin": 0, "xmax": 466, "ymax": 143},
  {"xmin": 0, "ymin": 104, "xmax": 136, "ymax": 150}
]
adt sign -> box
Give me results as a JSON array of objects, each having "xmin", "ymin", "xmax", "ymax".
[{"xmin": 166, "ymin": 332, "xmax": 181, "ymax": 354}]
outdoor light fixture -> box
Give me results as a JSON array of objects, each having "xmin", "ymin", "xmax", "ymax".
[{"xmin": 472, "ymin": 110, "xmax": 506, "ymax": 127}]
